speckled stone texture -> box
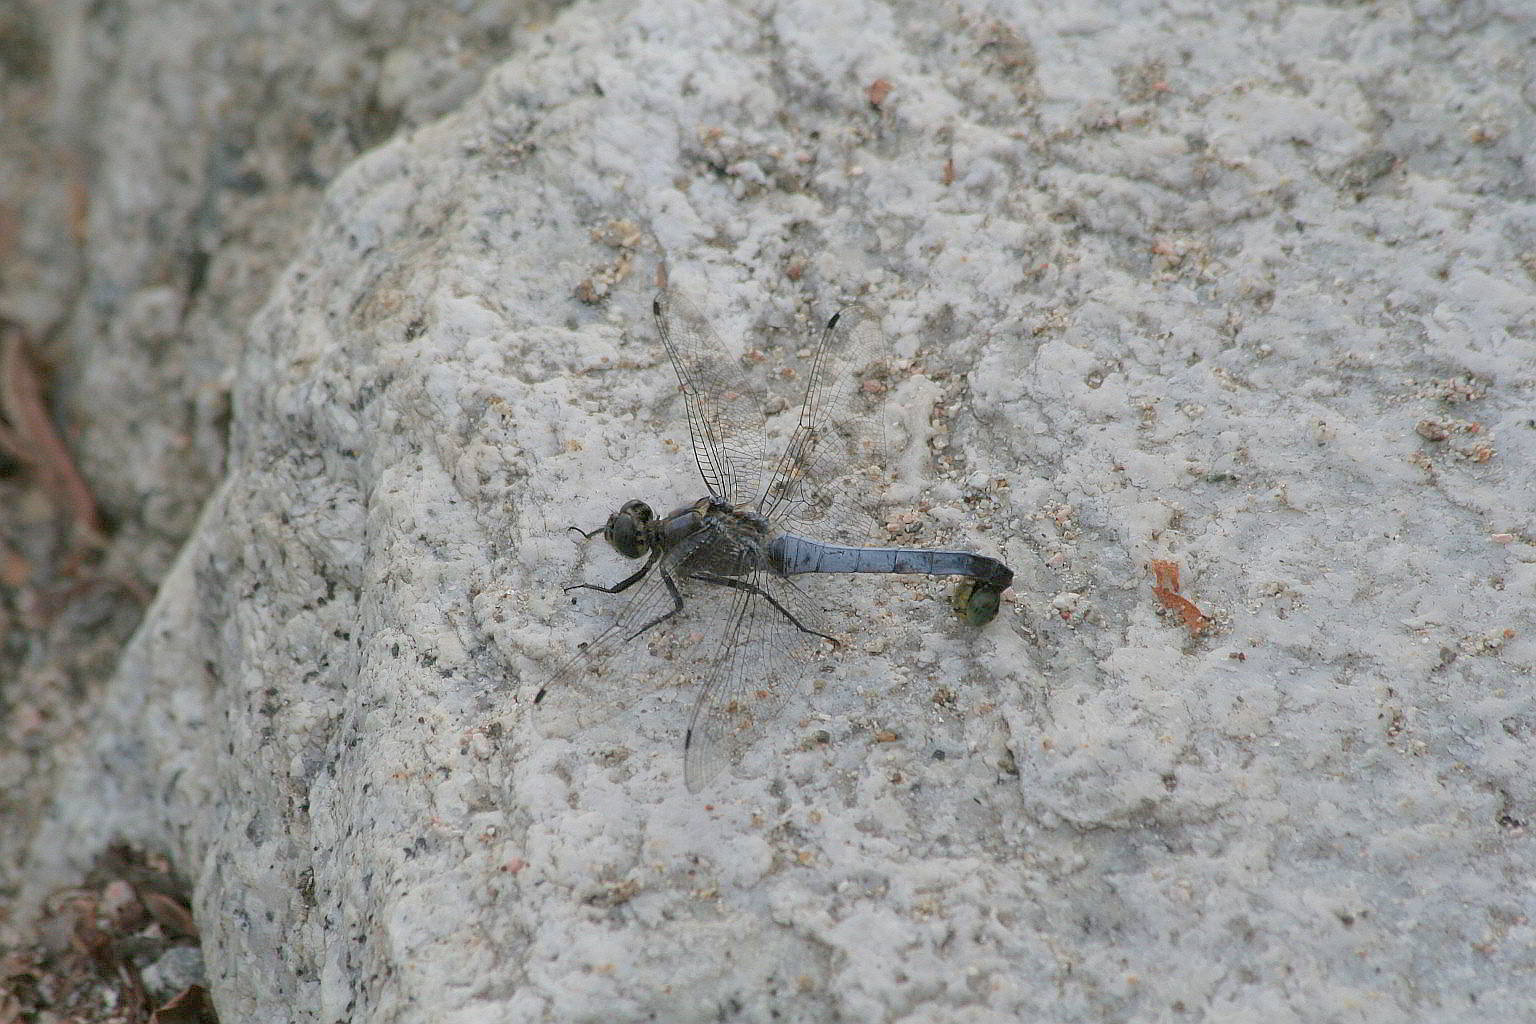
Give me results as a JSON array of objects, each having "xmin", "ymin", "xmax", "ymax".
[
  {"xmin": 16, "ymin": 0, "xmax": 1536, "ymax": 1021},
  {"xmin": 1, "ymin": 0, "xmax": 555, "ymax": 939}
]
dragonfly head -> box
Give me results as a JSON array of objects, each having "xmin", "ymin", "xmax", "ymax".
[{"xmin": 604, "ymin": 500, "xmax": 654, "ymax": 558}]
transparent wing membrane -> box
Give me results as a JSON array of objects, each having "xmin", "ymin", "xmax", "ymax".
[
  {"xmin": 681, "ymin": 569, "xmax": 832, "ymax": 792},
  {"xmin": 653, "ymin": 291, "xmax": 768, "ymax": 506},
  {"xmin": 760, "ymin": 304, "xmax": 891, "ymax": 545}
]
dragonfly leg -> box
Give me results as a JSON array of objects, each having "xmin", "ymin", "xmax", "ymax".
[
  {"xmin": 623, "ymin": 565, "xmax": 687, "ymax": 641},
  {"xmin": 689, "ymin": 572, "xmax": 839, "ymax": 647},
  {"xmin": 565, "ymin": 548, "xmax": 658, "ymax": 596}
]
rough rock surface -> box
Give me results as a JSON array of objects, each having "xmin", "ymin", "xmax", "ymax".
[
  {"xmin": 14, "ymin": 0, "xmax": 1536, "ymax": 1021},
  {"xmin": 1, "ymin": 0, "xmax": 553, "ymax": 940}
]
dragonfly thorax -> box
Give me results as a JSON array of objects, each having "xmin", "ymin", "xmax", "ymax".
[{"xmin": 648, "ymin": 497, "xmax": 774, "ymax": 577}]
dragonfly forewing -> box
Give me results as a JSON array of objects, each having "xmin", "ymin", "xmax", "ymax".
[{"xmin": 534, "ymin": 528, "xmax": 722, "ymax": 733}]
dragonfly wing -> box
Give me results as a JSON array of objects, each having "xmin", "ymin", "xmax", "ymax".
[
  {"xmin": 531, "ymin": 566, "xmax": 685, "ymax": 734},
  {"xmin": 532, "ymin": 530, "xmax": 738, "ymax": 737},
  {"xmin": 681, "ymin": 569, "xmax": 833, "ymax": 792},
  {"xmin": 759, "ymin": 304, "xmax": 892, "ymax": 545},
  {"xmin": 654, "ymin": 290, "xmax": 769, "ymax": 505}
]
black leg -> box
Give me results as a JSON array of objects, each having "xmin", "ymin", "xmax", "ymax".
[
  {"xmin": 624, "ymin": 566, "xmax": 687, "ymax": 641},
  {"xmin": 689, "ymin": 572, "xmax": 839, "ymax": 646},
  {"xmin": 565, "ymin": 549, "xmax": 658, "ymax": 596}
]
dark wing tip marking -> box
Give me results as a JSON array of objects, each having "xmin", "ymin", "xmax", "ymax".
[
  {"xmin": 653, "ymin": 295, "xmax": 664, "ymax": 315},
  {"xmin": 826, "ymin": 310, "xmax": 842, "ymax": 329}
]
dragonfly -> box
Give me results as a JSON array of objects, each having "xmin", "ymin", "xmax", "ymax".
[{"xmin": 535, "ymin": 290, "xmax": 1013, "ymax": 792}]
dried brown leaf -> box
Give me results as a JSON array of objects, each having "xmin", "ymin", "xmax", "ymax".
[
  {"xmin": 69, "ymin": 914, "xmax": 115, "ymax": 971},
  {"xmin": 0, "ymin": 324, "xmax": 104, "ymax": 541},
  {"xmin": 0, "ymin": 989, "xmax": 24, "ymax": 1024},
  {"xmin": 1150, "ymin": 558, "xmax": 1211, "ymax": 636},
  {"xmin": 151, "ymin": 984, "xmax": 218, "ymax": 1024},
  {"xmin": 141, "ymin": 891, "xmax": 199, "ymax": 941},
  {"xmin": 0, "ymin": 541, "xmax": 29, "ymax": 586}
]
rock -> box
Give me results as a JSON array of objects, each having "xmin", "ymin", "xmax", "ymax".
[
  {"xmin": 13, "ymin": 0, "xmax": 1536, "ymax": 1021},
  {"xmin": 141, "ymin": 945, "xmax": 208, "ymax": 1005}
]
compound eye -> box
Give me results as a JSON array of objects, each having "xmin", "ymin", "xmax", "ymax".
[
  {"xmin": 621, "ymin": 500, "xmax": 653, "ymax": 524},
  {"xmin": 604, "ymin": 505, "xmax": 649, "ymax": 559}
]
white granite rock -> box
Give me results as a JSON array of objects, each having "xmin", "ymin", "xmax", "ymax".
[
  {"xmin": 0, "ymin": 0, "xmax": 544, "ymax": 914},
  {"xmin": 21, "ymin": 0, "xmax": 1536, "ymax": 1021}
]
